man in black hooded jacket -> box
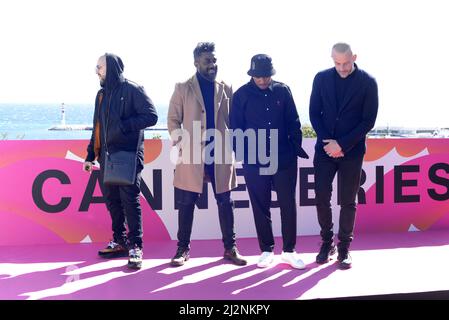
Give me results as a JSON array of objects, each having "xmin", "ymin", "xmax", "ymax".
[{"xmin": 84, "ymin": 53, "xmax": 158, "ymax": 269}]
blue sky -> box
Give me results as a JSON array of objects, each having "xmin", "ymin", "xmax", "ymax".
[{"xmin": 1, "ymin": 0, "xmax": 448, "ymax": 127}]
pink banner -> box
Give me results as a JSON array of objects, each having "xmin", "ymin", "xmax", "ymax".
[
  {"xmin": 0, "ymin": 139, "xmax": 449, "ymax": 246},
  {"xmin": 0, "ymin": 140, "xmax": 170, "ymax": 245},
  {"xmin": 357, "ymin": 139, "xmax": 449, "ymax": 232}
]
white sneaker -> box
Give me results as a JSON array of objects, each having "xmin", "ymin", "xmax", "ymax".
[
  {"xmin": 257, "ymin": 251, "xmax": 274, "ymax": 268},
  {"xmin": 281, "ymin": 251, "xmax": 306, "ymax": 269}
]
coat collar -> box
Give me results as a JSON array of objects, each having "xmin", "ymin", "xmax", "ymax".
[
  {"xmin": 325, "ymin": 64, "xmax": 363, "ymax": 114},
  {"xmin": 249, "ymin": 78, "xmax": 274, "ymax": 92},
  {"xmin": 188, "ymin": 74, "xmax": 225, "ymax": 112},
  {"xmin": 337, "ymin": 64, "xmax": 362, "ymax": 114}
]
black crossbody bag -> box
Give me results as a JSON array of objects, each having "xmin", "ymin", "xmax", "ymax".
[{"xmin": 103, "ymin": 83, "xmax": 140, "ymax": 186}]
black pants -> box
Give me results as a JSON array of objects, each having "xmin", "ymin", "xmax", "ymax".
[
  {"xmin": 313, "ymin": 151, "xmax": 364, "ymax": 247},
  {"xmin": 243, "ymin": 159, "xmax": 298, "ymax": 253},
  {"xmin": 100, "ymin": 158, "xmax": 143, "ymax": 249},
  {"xmin": 175, "ymin": 164, "xmax": 236, "ymax": 250}
]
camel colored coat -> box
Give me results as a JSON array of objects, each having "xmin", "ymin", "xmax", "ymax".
[{"xmin": 167, "ymin": 75, "xmax": 237, "ymax": 194}]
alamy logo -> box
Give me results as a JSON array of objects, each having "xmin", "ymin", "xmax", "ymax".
[{"xmin": 170, "ymin": 121, "xmax": 279, "ymax": 175}]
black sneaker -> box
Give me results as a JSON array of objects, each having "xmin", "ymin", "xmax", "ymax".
[
  {"xmin": 315, "ymin": 241, "xmax": 336, "ymax": 264},
  {"xmin": 224, "ymin": 247, "xmax": 247, "ymax": 266},
  {"xmin": 127, "ymin": 246, "xmax": 143, "ymax": 270},
  {"xmin": 170, "ymin": 247, "xmax": 190, "ymax": 267},
  {"xmin": 337, "ymin": 249, "xmax": 352, "ymax": 269},
  {"xmin": 98, "ymin": 240, "xmax": 128, "ymax": 258}
]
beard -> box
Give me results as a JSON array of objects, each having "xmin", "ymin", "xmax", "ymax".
[{"xmin": 198, "ymin": 66, "xmax": 217, "ymax": 82}]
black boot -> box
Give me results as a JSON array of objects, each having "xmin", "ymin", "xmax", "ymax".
[
  {"xmin": 337, "ymin": 242, "xmax": 352, "ymax": 269},
  {"xmin": 224, "ymin": 247, "xmax": 247, "ymax": 266},
  {"xmin": 316, "ymin": 241, "xmax": 336, "ymax": 264},
  {"xmin": 171, "ymin": 246, "xmax": 190, "ymax": 267},
  {"xmin": 218, "ymin": 200, "xmax": 247, "ymax": 266}
]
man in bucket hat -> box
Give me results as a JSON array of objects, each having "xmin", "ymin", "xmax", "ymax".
[{"xmin": 230, "ymin": 54, "xmax": 309, "ymax": 269}]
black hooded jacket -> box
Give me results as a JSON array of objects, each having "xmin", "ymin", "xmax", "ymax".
[{"xmin": 86, "ymin": 53, "xmax": 158, "ymax": 166}]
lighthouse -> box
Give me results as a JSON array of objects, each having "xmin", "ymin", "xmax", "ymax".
[
  {"xmin": 48, "ymin": 103, "xmax": 94, "ymax": 131},
  {"xmin": 60, "ymin": 102, "xmax": 66, "ymax": 126}
]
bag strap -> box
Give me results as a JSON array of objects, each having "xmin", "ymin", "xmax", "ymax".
[
  {"xmin": 93, "ymin": 92, "xmax": 103, "ymax": 158},
  {"xmin": 104, "ymin": 81, "xmax": 142, "ymax": 157}
]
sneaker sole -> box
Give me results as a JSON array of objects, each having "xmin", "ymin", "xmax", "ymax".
[
  {"xmin": 257, "ymin": 260, "xmax": 274, "ymax": 268},
  {"xmin": 98, "ymin": 251, "xmax": 129, "ymax": 259},
  {"xmin": 257, "ymin": 263, "xmax": 272, "ymax": 268},
  {"xmin": 127, "ymin": 262, "xmax": 142, "ymax": 270},
  {"xmin": 338, "ymin": 262, "xmax": 352, "ymax": 270},
  {"xmin": 281, "ymin": 257, "xmax": 306, "ymax": 270},
  {"xmin": 170, "ymin": 256, "xmax": 189, "ymax": 267},
  {"xmin": 223, "ymin": 256, "xmax": 247, "ymax": 266}
]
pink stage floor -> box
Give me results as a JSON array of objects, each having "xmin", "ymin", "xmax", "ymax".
[{"xmin": 1, "ymin": 230, "xmax": 449, "ymax": 300}]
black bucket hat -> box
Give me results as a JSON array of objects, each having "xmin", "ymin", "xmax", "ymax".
[{"xmin": 247, "ymin": 54, "xmax": 276, "ymax": 77}]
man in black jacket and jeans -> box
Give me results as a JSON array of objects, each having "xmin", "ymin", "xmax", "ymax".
[
  {"xmin": 84, "ymin": 53, "xmax": 158, "ymax": 269},
  {"xmin": 309, "ymin": 43, "xmax": 378, "ymax": 269}
]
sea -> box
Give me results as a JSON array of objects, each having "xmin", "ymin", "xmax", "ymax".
[{"xmin": 0, "ymin": 103, "xmax": 169, "ymax": 140}]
